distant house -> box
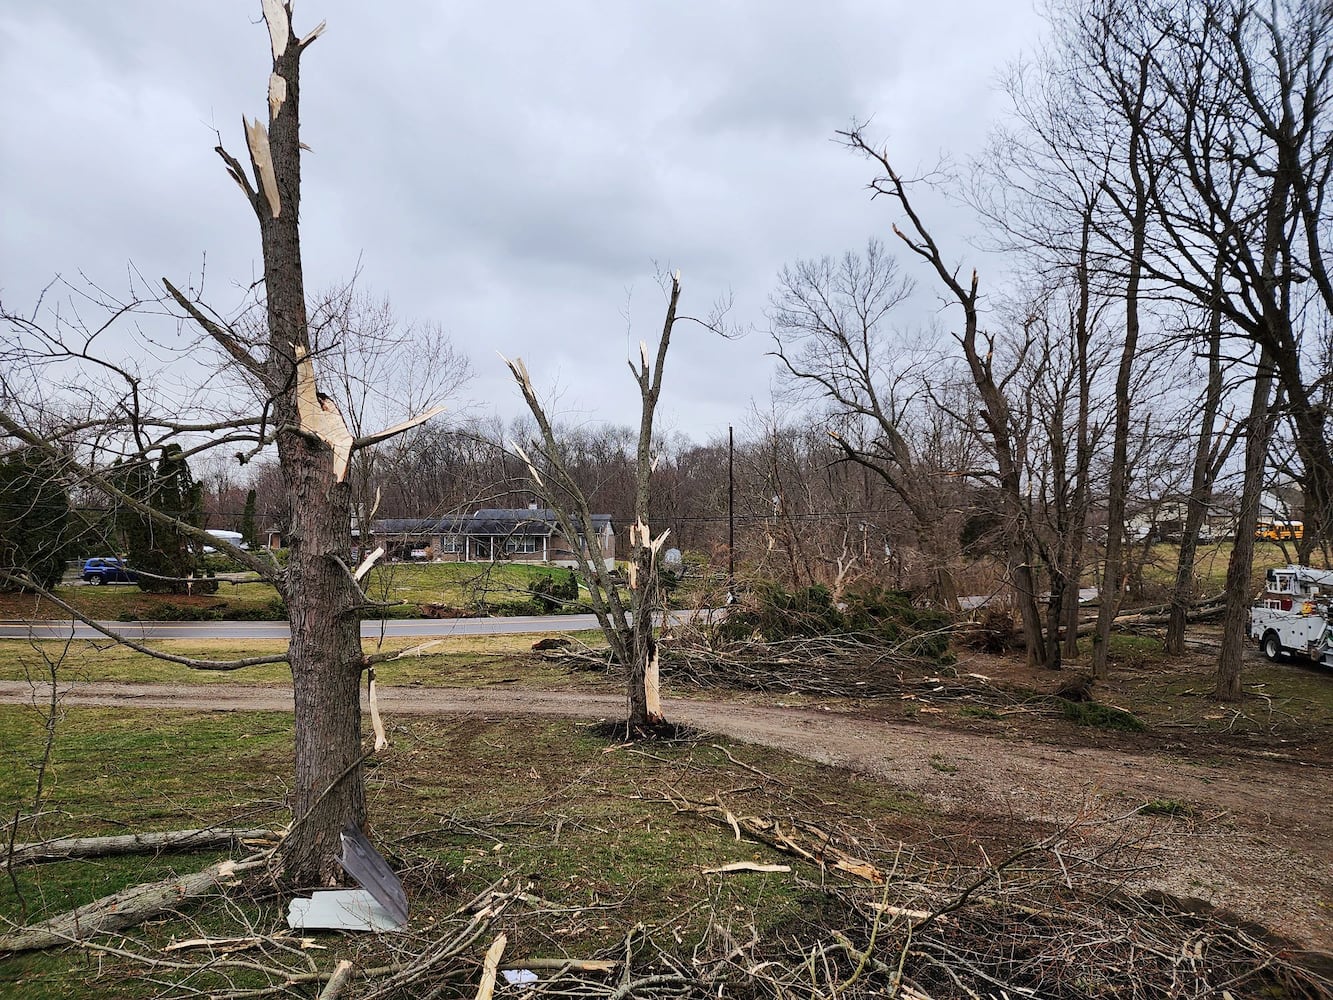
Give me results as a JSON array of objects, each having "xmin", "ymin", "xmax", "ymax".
[
  {"xmin": 1126, "ymin": 499, "xmax": 1238, "ymax": 543},
  {"xmin": 371, "ymin": 508, "xmax": 616, "ymax": 569}
]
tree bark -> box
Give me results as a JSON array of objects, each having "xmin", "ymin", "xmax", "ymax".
[
  {"xmin": 1092, "ymin": 50, "xmax": 1151, "ymax": 680},
  {"xmin": 1167, "ymin": 269, "xmax": 1233, "ymax": 655},
  {"xmin": 7, "ymin": 828, "xmax": 271, "ymax": 867},
  {"xmin": 0, "ymin": 853, "xmax": 269, "ymax": 953},
  {"xmin": 218, "ymin": 4, "xmax": 367, "ymax": 886},
  {"xmin": 1217, "ymin": 350, "xmax": 1276, "ymax": 701}
]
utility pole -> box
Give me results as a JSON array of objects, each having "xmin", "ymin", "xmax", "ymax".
[{"xmin": 728, "ymin": 425, "xmax": 735, "ymax": 602}]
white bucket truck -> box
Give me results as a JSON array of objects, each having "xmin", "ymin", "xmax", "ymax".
[{"xmin": 1248, "ymin": 564, "xmax": 1333, "ymax": 663}]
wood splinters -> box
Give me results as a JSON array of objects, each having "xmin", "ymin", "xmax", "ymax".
[
  {"xmin": 261, "ymin": 0, "xmax": 289, "ymax": 59},
  {"xmin": 317, "ymin": 959, "xmax": 354, "ymax": 1000},
  {"xmin": 245, "ymin": 117, "xmax": 281, "ymax": 218},
  {"xmin": 353, "ymin": 546, "xmax": 384, "ymax": 583},
  {"xmin": 368, "ymin": 675, "xmax": 388, "ymax": 751},
  {"xmin": 702, "ymin": 862, "xmax": 792, "ymax": 875},
  {"xmin": 476, "ymin": 933, "xmax": 507, "ymax": 1000},
  {"xmin": 268, "ymin": 72, "xmax": 287, "ymax": 118},
  {"xmin": 299, "ymin": 20, "xmax": 327, "ymax": 48},
  {"xmin": 292, "ymin": 343, "xmax": 353, "ymax": 480}
]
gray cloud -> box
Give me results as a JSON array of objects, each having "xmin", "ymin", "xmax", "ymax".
[{"xmin": 0, "ymin": 1, "xmax": 1043, "ymax": 442}]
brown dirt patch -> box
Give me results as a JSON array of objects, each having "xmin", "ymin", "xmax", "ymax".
[{"xmin": 3, "ymin": 653, "xmax": 1330, "ymax": 958}]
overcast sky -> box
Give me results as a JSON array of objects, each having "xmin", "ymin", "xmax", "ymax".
[{"xmin": 0, "ymin": 2, "xmax": 1044, "ymax": 444}]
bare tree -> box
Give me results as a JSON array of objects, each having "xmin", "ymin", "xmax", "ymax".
[
  {"xmin": 768, "ymin": 241, "xmax": 967, "ymax": 607},
  {"xmin": 306, "ymin": 287, "xmax": 470, "ymax": 546},
  {"xmin": 839, "ymin": 132, "xmax": 1056, "ymax": 666},
  {"xmin": 1040, "ymin": 0, "xmax": 1333, "ymax": 696},
  {"xmin": 2, "ymin": 3, "xmax": 445, "ymax": 886},
  {"xmin": 505, "ymin": 273, "xmax": 721, "ymax": 732}
]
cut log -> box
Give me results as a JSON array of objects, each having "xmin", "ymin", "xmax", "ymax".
[
  {"xmin": 0, "ymin": 852, "xmax": 270, "ymax": 953},
  {"xmin": 7, "ymin": 827, "xmax": 274, "ymax": 867}
]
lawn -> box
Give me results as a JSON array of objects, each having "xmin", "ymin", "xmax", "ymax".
[
  {"xmin": 0, "ymin": 562, "xmax": 614, "ymax": 623},
  {"xmin": 0, "ymin": 708, "xmax": 932, "ymax": 999},
  {"xmin": 0, "ymin": 631, "xmax": 616, "ymax": 689},
  {"xmin": 0, "ymin": 629, "xmax": 1327, "ymax": 997}
]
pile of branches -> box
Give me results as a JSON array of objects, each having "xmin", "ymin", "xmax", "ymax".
[
  {"xmin": 662, "ymin": 632, "xmax": 1004, "ymax": 704},
  {"xmin": 5, "ymin": 811, "xmax": 1327, "ymax": 999}
]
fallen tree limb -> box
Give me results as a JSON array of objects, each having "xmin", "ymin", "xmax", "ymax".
[
  {"xmin": 7, "ymin": 827, "xmax": 274, "ymax": 867},
  {"xmin": 671, "ymin": 797, "xmax": 884, "ymax": 883},
  {"xmin": 318, "ymin": 959, "xmax": 355, "ymax": 1000},
  {"xmin": 504, "ymin": 958, "xmax": 618, "ymax": 972},
  {"xmin": 0, "ymin": 851, "xmax": 271, "ymax": 953}
]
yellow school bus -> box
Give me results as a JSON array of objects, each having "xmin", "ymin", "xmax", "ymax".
[{"xmin": 1255, "ymin": 519, "xmax": 1304, "ymax": 541}]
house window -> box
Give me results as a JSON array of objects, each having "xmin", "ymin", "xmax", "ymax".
[
  {"xmin": 505, "ymin": 536, "xmax": 539, "ymax": 554},
  {"xmin": 439, "ymin": 535, "xmax": 463, "ymax": 554}
]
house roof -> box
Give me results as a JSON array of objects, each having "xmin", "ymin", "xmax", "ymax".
[{"xmin": 372, "ymin": 508, "xmax": 614, "ymax": 538}]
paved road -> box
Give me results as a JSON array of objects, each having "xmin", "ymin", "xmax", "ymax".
[{"xmin": 0, "ymin": 610, "xmax": 713, "ymax": 642}]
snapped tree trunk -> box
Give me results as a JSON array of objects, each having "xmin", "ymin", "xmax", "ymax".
[
  {"xmin": 507, "ymin": 273, "xmax": 688, "ymax": 733},
  {"xmin": 164, "ymin": 4, "xmax": 369, "ymax": 887}
]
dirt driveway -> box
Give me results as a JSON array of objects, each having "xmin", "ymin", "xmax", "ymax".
[{"xmin": 1, "ymin": 678, "xmax": 1329, "ymax": 956}]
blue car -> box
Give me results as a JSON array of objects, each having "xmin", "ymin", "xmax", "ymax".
[{"xmin": 81, "ymin": 557, "xmax": 138, "ymax": 585}]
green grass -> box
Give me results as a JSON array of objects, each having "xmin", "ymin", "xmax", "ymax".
[
  {"xmin": 364, "ymin": 561, "xmax": 580, "ymax": 612},
  {"xmin": 0, "ymin": 631, "xmax": 619, "ymax": 689},
  {"xmin": 1057, "ymin": 699, "xmax": 1147, "ymax": 732},
  {"xmin": 959, "ymin": 706, "xmax": 1003, "ymax": 721},
  {"xmin": 0, "ymin": 562, "xmax": 622, "ymax": 623},
  {"xmin": 0, "ymin": 707, "xmax": 293, "ymax": 843},
  {"xmin": 927, "ymin": 753, "xmax": 958, "ymax": 774},
  {"xmin": 0, "ymin": 708, "xmax": 941, "ymax": 999},
  {"xmin": 0, "ymin": 581, "xmax": 287, "ymax": 623}
]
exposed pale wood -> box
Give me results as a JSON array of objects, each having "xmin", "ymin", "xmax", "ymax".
[
  {"xmin": 317, "ymin": 959, "xmax": 354, "ymax": 999},
  {"xmin": 475, "ymin": 933, "xmax": 507, "ymax": 1000},
  {"xmin": 299, "ymin": 20, "xmax": 327, "ymax": 48},
  {"xmin": 353, "ymin": 545, "xmax": 384, "ymax": 582},
  {"xmin": 353, "ymin": 405, "xmax": 446, "ymax": 451},
  {"xmin": 368, "ymin": 674, "xmax": 388, "ymax": 751},
  {"xmin": 163, "ymin": 935, "xmax": 266, "ymax": 953},
  {"xmin": 645, "ymin": 644, "xmax": 662, "ymax": 720},
  {"xmin": 702, "ymin": 862, "xmax": 792, "ymax": 875},
  {"xmin": 268, "ymin": 71, "xmax": 287, "ymax": 118},
  {"xmin": 293, "ymin": 343, "xmax": 355, "ymax": 481},
  {"xmin": 261, "ymin": 0, "xmax": 289, "ymax": 59},
  {"xmin": 244, "ymin": 117, "xmax": 281, "ymax": 218},
  {"xmin": 505, "ymin": 958, "xmax": 617, "ymax": 972}
]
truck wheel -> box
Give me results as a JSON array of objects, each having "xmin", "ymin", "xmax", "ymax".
[{"xmin": 1261, "ymin": 631, "xmax": 1283, "ymax": 661}]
